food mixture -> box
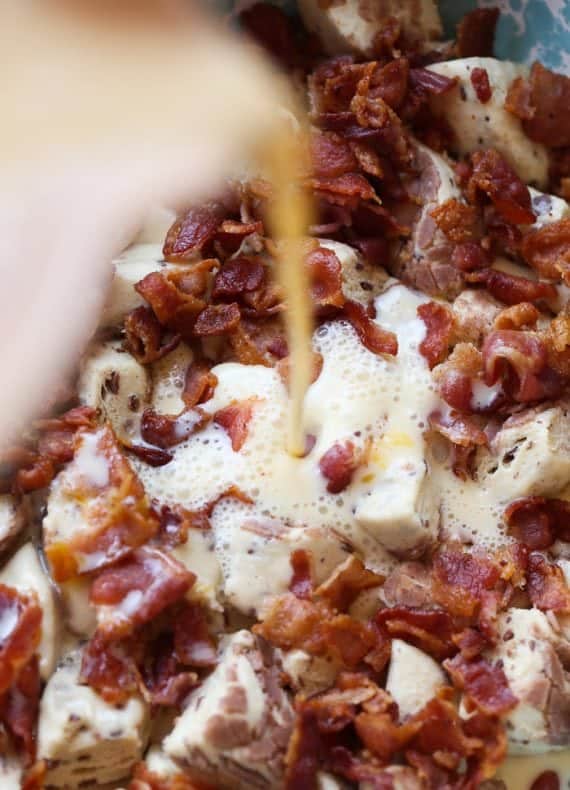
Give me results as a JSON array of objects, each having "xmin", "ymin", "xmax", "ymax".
[{"xmin": 1, "ymin": 2, "xmax": 570, "ymax": 788}]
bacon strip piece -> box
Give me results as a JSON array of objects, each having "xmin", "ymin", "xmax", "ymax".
[
  {"xmin": 418, "ymin": 302, "xmax": 454, "ymax": 369},
  {"xmin": 319, "ymin": 441, "xmax": 360, "ymax": 494},
  {"xmin": 310, "ymin": 130, "xmax": 358, "ymax": 178},
  {"xmin": 375, "ymin": 607, "xmax": 455, "ymax": 661},
  {"xmin": 80, "ymin": 632, "xmax": 139, "ymax": 705},
  {"xmin": 0, "ymin": 656, "xmax": 41, "ymax": 762},
  {"xmin": 306, "ymin": 245, "xmax": 345, "ymax": 315},
  {"xmin": 467, "ymin": 149, "xmax": 535, "ymax": 225},
  {"xmin": 504, "ymin": 496, "xmax": 570, "ymax": 549},
  {"xmin": 521, "ymin": 219, "xmax": 570, "ymax": 284},
  {"xmin": 316, "ymin": 556, "xmax": 383, "ymax": 612},
  {"xmin": 163, "ymin": 206, "xmax": 222, "ymax": 262},
  {"xmin": 471, "ymin": 67, "xmax": 492, "ymax": 103},
  {"xmin": 430, "ymin": 199, "xmax": 480, "ymax": 244},
  {"xmin": 0, "ymin": 585, "xmax": 42, "ymax": 695},
  {"xmin": 526, "ymin": 552, "xmax": 570, "ymax": 612},
  {"xmin": 506, "ymin": 63, "xmax": 570, "ymax": 148},
  {"xmin": 124, "ymin": 307, "xmax": 181, "ymax": 365},
  {"xmin": 444, "ymin": 654, "xmax": 517, "ymax": 716},
  {"xmin": 214, "ymin": 398, "xmax": 257, "ymax": 452},
  {"xmin": 289, "ymin": 549, "xmax": 313, "ymax": 600},
  {"xmin": 211, "ymin": 257, "xmax": 265, "ymax": 300},
  {"xmin": 343, "ymin": 300, "xmax": 398, "ymax": 356},
  {"xmin": 456, "ymin": 8, "xmax": 499, "ymax": 58},
  {"xmin": 90, "ymin": 547, "xmax": 195, "ymax": 639},
  {"xmin": 467, "ymin": 269, "xmax": 557, "ymax": 307},
  {"xmin": 140, "ymin": 407, "xmax": 210, "ymax": 450},
  {"xmin": 182, "ymin": 361, "xmax": 218, "ymax": 408}
]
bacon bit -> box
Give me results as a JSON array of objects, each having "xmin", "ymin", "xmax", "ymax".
[
  {"xmin": 80, "ymin": 632, "xmax": 139, "ymax": 704},
  {"xmin": 429, "ymin": 410, "xmax": 487, "ymax": 449},
  {"xmin": 409, "ymin": 68, "xmax": 457, "ymax": 96},
  {"xmin": 430, "ymin": 199, "xmax": 481, "ymax": 244},
  {"xmin": 375, "ymin": 607, "xmax": 455, "ymax": 661},
  {"xmin": 356, "ymin": 711, "xmax": 420, "ymax": 762},
  {"xmin": 365, "ymin": 58, "xmax": 410, "ymax": 111},
  {"xmin": 140, "ymin": 407, "xmax": 209, "ymax": 450},
  {"xmin": 127, "ymin": 444, "xmax": 173, "ymax": 467},
  {"xmin": 0, "ymin": 656, "xmax": 40, "ymax": 762},
  {"xmin": 494, "ymin": 302, "xmax": 540, "ymax": 331},
  {"xmin": 305, "ymin": 245, "xmax": 345, "ymax": 314},
  {"xmin": 284, "ymin": 705, "xmax": 321, "ymax": 790},
  {"xmin": 418, "ymin": 302, "xmax": 455, "ymax": 369},
  {"xmin": 289, "ymin": 549, "xmax": 313, "ymax": 600},
  {"xmin": 319, "ymin": 440, "xmax": 359, "ymax": 494},
  {"xmin": 444, "ymin": 654, "xmax": 517, "ymax": 715},
  {"xmin": 433, "ymin": 342, "xmax": 484, "ymax": 412},
  {"xmin": 45, "ymin": 426, "xmax": 159, "ymax": 583},
  {"xmin": 521, "ymin": 219, "xmax": 570, "ymax": 283},
  {"xmin": 352, "ymin": 237, "xmax": 389, "ymax": 267},
  {"xmin": 173, "ymin": 601, "xmax": 217, "ymax": 668},
  {"xmin": 14, "ymin": 456, "xmax": 55, "ymax": 494},
  {"xmin": 215, "ymin": 219, "xmax": 264, "ymax": 258},
  {"xmin": 349, "ymin": 141, "xmax": 384, "ymax": 178},
  {"xmin": 228, "ymin": 319, "xmax": 283, "ymax": 366},
  {"xmin": 90, "ymin": 547, "xmax": 195, "ymax": 639},
  {"xmin": 310, "ymin": 173, "xmax": 378, "ymax": 207},
  {"xmin": 316, "ymin": 556, "xmax": 383, "ymax": 612},
  {"xmin": 182, "ymin": 361, "xmax": 218, "ymax": 409},
  {"xmin": 163, "ymin": 206, "xmax": 222, "ymax": 262},
  {"xmin": 0, "ymin": 586, "xmax": 42, "ymax": 696},
  {"xmin": 526, "ymin": 552, "xmax": 570, "ymax": 612},
  {"xmin": 503, "ymin": 496, "xmax": 570, "ymax": 549},
  {"xmin": 456, "ymin": 8, "xmax": 499, "ymax": 58},
  {"xmin": 214, "ymin": 399, "xmax": 257, "ymax": 452},
  {"xmin": 482, "ymin": 329, "xmax": 562, "ymax": 403},
  {"xmin": 467, "ymin": 268, "xmax": 557, "ymax": 307},
  {"xmin": 211, "ymin": 257, "xmax": 265, "ymax": 300},
  {"xmin": 453, "ymin": 627, "xmax": 490, "ymax": 660},
  {"xmin": 433, "ymin": 549, "xmax": 501, "ymax": 621},
  {"xmin": 506, "ymin": 63, "xmax": 570, "ymax": 148},
  {"xmin": 471, "ymin": 67, "xmax": 492, "ymax": 103},
  {"xmin": 124, "ymin": 306, "xmax": 180, "ymax": 365},
  {"xmin": 451, "ymin": 241, "xmax": 490, "ymax": 272},
  {"xmin": 343, "ymin": 299, "xmax": 398, "ymax": 356},
  {"xmin": 530, "ymin": 771, "xmax": 561, "ymax": 790},
  {"xmin": 310, "ymin": 130, "xmax": 358, "ymax": 178},
  {"xmin": 468, "ymin": 149, "xmax": 535, "ymax": 225},
  {"xmin": 193, "ymin": 302, "xmax": 241, "ymax": 336}
]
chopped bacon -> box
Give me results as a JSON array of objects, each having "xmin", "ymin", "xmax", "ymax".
[
  {"xmin": 80, "ymin": 632, "xmax": 139, "ymax": 704},
  {"xmin": 310, "ymin": 130, "xmax": 358, "ymax": 178},
  {"xmin": 444, "ymin": 654, "xmax": 517, "ymax": 715},
  {"xmin": 471, "ymin": 67, "xmax": 492, "ymax": 103},
  {"xmin": 433, "ymin": 342, "xmax": 488, "ymax": 413},
  {"xmin": 467, "ymin": 149, "xmax": 535, "ymax": 225},
  {"xmin": 289, "ymin": 549, "xmax": 313, "ymax": 600},
  {"xmin": 211, "ymin": 257, "xmax": 265, "ymax": 300},
  {"xmin": 163, "ymin": 206, "xmax": 222, "ymax": 262},
  {"xmin": 214, "ymin": 398, "xmax": 257, "ymax": 452},
  {"xmin": 45, "ymin": 426, "xmax": 159, "ymax": 583},
  {"xmin": 90, "ymin": 547, "xmax": 194, "ymax": 639},
  {"xmin": 432, "ymin": 549, "xmax": 503, "ymax": 627},
  {"xmin": 0, "ymin": 657, "xmax": 41, "ymax": 762},
  {"xmin": 305, "ymin": 245, "xmax": 345, "ymax": 314},
  {"xmin": 526, "ymin": 552, "xmax": 570, "ymax": 612},
  {"xmin": 504, "ymin": 496, "xmax": 570, "ymax": 549},
  {"xmin": 316, "ymin": 556, "xmax": 383, "ymax": 612},
  {"xmin": 0, "ymin": 585, "xmax": 42, "ymax": 696},
  {"xmin": 173, "ymin": 601, "xmax": 217, "ymax": 668},
  {"xmin": 310, "ymin": 173, "xmax": 378, "ymax": 207},
  {"xmin": 456, "ymin": 8, "xmax": 499, "ymax": 58},
  {"xmin": 418, "ymin": 302, "xmax": 454, "ymax": 369},
  {"xmin": 140, "ymin": 407, "xmax": 209, "ymax": 450},
  {"xmin": 135, "ymin": 272, "xmax": 203, "ymax": 336},
  {"xmin": 319, "ymin": 440, "xmax": 359, "ymax": 494},
  {"xmin": 482, "ymin": 329, "xmax": 562, "ymax": 403},
  {"xmin": 409, "ymin": 68, "xmax": 457, "ymax": 96},
  {"xmin": 375, "ymin": 607, "xmax": 455, "ymax": 661},
  {"xmin": 521, "ymin": 218, "xmax": 570, "ymax": 283},
  {"xmin": 364, "ymin": 58, "xmax": 410, "ymax": 111},
  {"xmin": 467, "ymin": 269, "xmax": 557, "ymax": 307},
  {"xmin": 506, "ymin": 63, "xmax": 570, "ymax": 148},
  {"xmin": 13, "ymin": 456, "xmax": 55, "ymax": 494},
  {"xmin": 182, "ymin": 361, "xmax": 218, "ymax": 409},
  {"xmin": 451, "ymin": 241, "xmax": 489, "ymax": 272},
  {"xmin": 192, "ymin": 302, "xmax": 241, "ymax": 337},
  {"xmin": 343, "ymin": 300, "xmax": 398, "ymax": 356},
  {"xmin": 429, "ymin": 410, "xmax": 487, "ymax": 449},
  {"xmin": 494, "ymin": 302, "xmax": 540, "ymax": 331},
  {"xmin": 127, "ymin": 444, "xmax": 173, "ymax": 467},
  {"xmin": 430, "ymin": 199, "xmax": 481, "ymax": 244},
  {"xmin": 124, "ymin": 306, "xmax": 180, "ymax": 364}
]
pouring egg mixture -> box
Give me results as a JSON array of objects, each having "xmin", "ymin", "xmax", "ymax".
[{"xmin": 1, "ymin": 2, "xmax": 570, "ymax": 788}]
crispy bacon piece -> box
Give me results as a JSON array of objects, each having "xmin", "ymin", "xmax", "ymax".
[
  {"xmin": 310, "ymin": 173, "xmax": 378, "ymax": 207},
  {"xmin": 375, "ymin": 607, "xmax": 455, "ymax": 661},
  {"xmin": 429, "ymin": 410, "xmax": 487, "ymax": 449},
  {"xmin": 156, "ymin": 486, "xmax": 252, "ymax": 544},
  {"xmin": 310, "ymin": 130, "xmax": 358, "ymax": 177},
  {"xmin": 418, "ymin": 302, "xmax": 454, "ymax": 369},
  {"xmin": 467, "ymin": 269, "xmax": 557, "ymax": 307},
  {"xmin": 343, "ymin": 300, "xmax": 398, "ymax": 356},
  {"xmin": 45, "ymin": 426, "xmax": 159, "ymax": 583},
  {"xmin": 494, "ymin": 302, "xmax": 540, "ymax": 331},
  {"xmin": 409, "ymin": 68, "xmax": 457, "ymax": 97},
  {"xmin": 305, "ymin": 245, "xmax": 345, "ymax": 314},
  {"xmin": 482, "ymin": 329, "xmax": 562, "ymax": 402},
  {"xmin": 173, "ymin": 601, "xmax": 217, "ymax": 668},
  {"xmin": 316, "ymin": 556, "xmax": 383, "ymax": 612},
  {"xmin": 433, "ymin": 342, "xmax": 490, "ymax": 413},
  {"xmin": 124, "ymin": 306, "xmax": 180, "ymax": 365},
  {"xmin": 193, "ymin": 302, "xmax": 241, "ymax": 336},
  {"xmin": 140, "ymin": 407, "xmax": 209, "ymax": 450},
  {"xmin": 430, "ymin": 199, "xmax": 480, "ymax": 244},
  {"xmin": 80, "ymin": 632, "xmax": 139, "ymax": 704},
  {"xmin": 364, "ymin": 59, "xmax": 410, "ymax": 111},
  {"xmin": 444, "ymin": 654, "xmax": 517, "ymax": 716},
  {"xmin": 289, "ymin": 549, "xmax": 313, "ymax": 600},
  {"xmin": 456, "ymin": 8, "xmax": 499, "ymax": 58},
  {"xmin": 0, "ymin": 585, "xmax": 42, "ymax": 696},
  {"xmin": 211, "ymin": 257, "xmax": 265, "ymax": 300},
  {"xmin": 467, "ymin": 149, "xmax": 535, "ymax": 225},
  {"xmin": 319, "ymin": 440, "xmax": 359, "ymax": 494},
  {"xmin": 526, "ymin": 552, "xmax": 570, "ymax": 612},
  {"xmin": 182, "ymin": 361, "xmax": 218, "ymax": 409},
  {"xmin": 451, "ymin": 241, "xmax": 489, "ymax": 272},
  {"xmin": 90, "ymin": 547, "xmax": 194, "ymax": 638},
  {"xmin": 214, "ymin": 398, "xmax": 257, "ymax": 452},
  {"xmin": 163, "ymin": 206, "xmax": 222, "ymax": 262},
  {"xmin": 521, "ymin": 219, "xmax": 570, "ymax": 283},
  {"xmin": 127, "ymin": 444, "xmax": 173, "ymax": 467},
  {"xmin": 506, "ymin": 63, "xmax": 570, "ymax": 148},
  {"xmin": 0, "ymin": 657, "xmax": 41, "ymax": 762},
  {"xmin": 504, "ymin": 496, "xmax": 570, "ymax": 549},
  {"xmin": 471, "ymin": 67, "xmax": 492, "ymax": 103}
]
